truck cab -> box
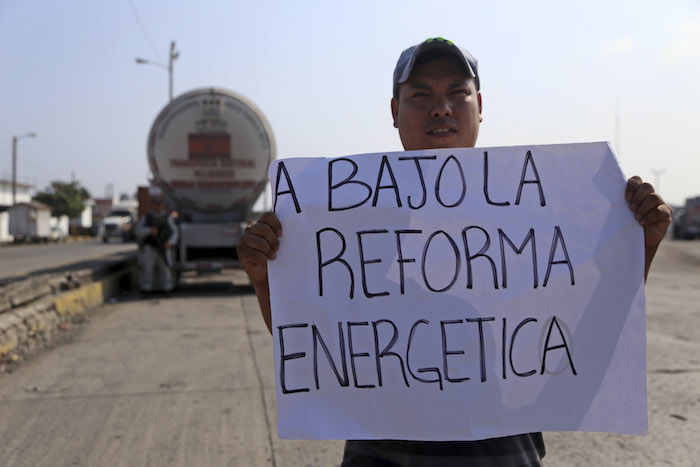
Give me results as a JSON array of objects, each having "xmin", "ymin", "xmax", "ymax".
[
  {"xmin": 101, "ymin": 208, "xmax": 136, "ymax": 242},
  {"xmin": 672, "ymin": 197, "xmax": 700, "ymax": 240}
]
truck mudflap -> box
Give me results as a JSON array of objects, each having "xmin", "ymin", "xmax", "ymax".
[
  {"xmin": 177, "ymin": 260, "xmax": 242, "ymax": 272},
  {"xmin": 176, "ymin": 222, "xmax": 244, "ymax": 270}
]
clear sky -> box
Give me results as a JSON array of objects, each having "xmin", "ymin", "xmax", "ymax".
[{"xmin": 1, "ymin": 0, "xmax": 699, "ymax": 206}]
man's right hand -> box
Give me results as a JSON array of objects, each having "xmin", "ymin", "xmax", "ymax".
[{"xmin": 237, "ymin": 212, "xmax": 282, "ymax": 283}]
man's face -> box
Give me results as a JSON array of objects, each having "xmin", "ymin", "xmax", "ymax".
[{"xmin": 391, "ymin": 56, "xmax": 482, "ymax": 151}]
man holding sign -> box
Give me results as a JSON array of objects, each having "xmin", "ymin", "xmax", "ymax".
[{"xmin": 238, "ymin": 38, "xmax": 671, "ymax": 466}]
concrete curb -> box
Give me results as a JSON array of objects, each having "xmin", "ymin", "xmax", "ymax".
[{"xmin": 0, "ymin": 265, "xmax": 132, "ymax": 363}]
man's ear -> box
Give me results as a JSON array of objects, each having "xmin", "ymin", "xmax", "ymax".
[
  {"xmin": 478, "ymin": 91, "xmax": 483, "ymax": 123},
  {"xmin": 390, "ymin": 97, "xmax": 399, "ymax": 128}
]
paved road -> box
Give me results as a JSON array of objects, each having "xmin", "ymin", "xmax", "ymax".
[
  {"xmin": 0, "ymin": 239, "xmax": 136, "ymax": 280},
  {"xmin": 0, "ymin": 241, "xmax": 698, "ymax": 466},
  {"xmin": 543, "ymin": 239, "xmax": 700, "ymax": 466},
  {"xmin": 0, "ymin": 271, "xmax": 344, "ymax": 467}
]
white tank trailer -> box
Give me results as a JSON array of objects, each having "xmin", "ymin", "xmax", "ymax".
[{"xmin": 147, "ymin": 88, "xmax": 275, "ymax": 271}]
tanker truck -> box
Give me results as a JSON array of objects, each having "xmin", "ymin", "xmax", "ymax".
[{"xmin": 146, "ymin": 88, "xmax": 275, "ymax": 271}]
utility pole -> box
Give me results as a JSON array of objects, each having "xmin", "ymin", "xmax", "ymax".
[
  {"xmin": 136, "ymin": 40, "xmax": 180, "ymax": 102},
  {"xmin": 168, "ymin": 41, "xmax": 179, "ymax": 102},
  {"xmin": 11, "ymin": 132, "xmax": 37, "ymax": 205},
  {"xmin": 614, "ymin": 99, "xmax": 621, "ymax": 159}
]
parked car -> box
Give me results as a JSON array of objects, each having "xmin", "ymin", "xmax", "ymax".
[
  {"xmin": 48, "ymin": 226, "xmax": 67, "ymax": 242},
  {"xmin": 672, "ymin": 197, "xmax": 700, "ymax": 240},
  {"xmin": 101, "ymin": 209, "xmax": 135, "ymax": 242}
]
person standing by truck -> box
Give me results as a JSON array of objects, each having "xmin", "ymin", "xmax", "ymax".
[{"xmin": 135, "ymin": 198, "xmax": 179, "ymax": 293}]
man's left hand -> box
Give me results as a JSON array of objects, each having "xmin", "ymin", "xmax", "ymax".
[{"xmin": 626, "ymin": 176, "xmax": 672, "ymax": 248}]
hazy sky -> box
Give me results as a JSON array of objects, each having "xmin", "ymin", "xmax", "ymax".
[{"xmin": 1, "ymin": 0, "xmax": 699, "ymax": 206}]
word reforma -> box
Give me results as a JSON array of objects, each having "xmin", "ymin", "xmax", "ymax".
[{"xmin": 316, "ymin": 225, "xmax": 574, "ymax": 299}]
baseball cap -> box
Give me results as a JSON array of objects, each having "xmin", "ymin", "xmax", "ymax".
[{"xmin": 393, "ymin": 37, "xmax": 480, "ymax": 98}]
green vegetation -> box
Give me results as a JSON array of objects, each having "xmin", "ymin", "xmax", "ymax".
[{"xmin": 33, "ymin": 181, "xmax": 91, "ymax": 218}]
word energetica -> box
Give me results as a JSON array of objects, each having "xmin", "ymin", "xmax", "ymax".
[{"xmin": 278, "ymin": 315, "xmax": 577, "ymax": 394}]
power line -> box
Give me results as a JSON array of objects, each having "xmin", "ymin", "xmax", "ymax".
[
  {"xmin": 125, "ymin": 0, "xmax": 162, "ymax": 61},
  {"xmin": 17, "ymin": 158, "xmax": 59, "ymax": 179}
]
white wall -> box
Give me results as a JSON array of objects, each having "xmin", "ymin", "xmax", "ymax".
[
  {"xmin": 80, "ymin": 203, "xmax": 92, "ymax": 228},
  {"xmin": 69, "ymin": 201, "xmax": 94, "ymax": 228},
  {"xmin": 50, "ymin": 215, "xmax": 70, "ymax": 235},
  {"xmin": 0, "ymin": 211, "xmax": 10, "ymax": 242},
  {"xmin": 0, "ymin": 181, "xmax": 32, "ymax": 206}
]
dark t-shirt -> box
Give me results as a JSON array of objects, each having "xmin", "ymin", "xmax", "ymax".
[{"xmin": 342, "ymin": 433, "xmax": 545, "ymax": 467}]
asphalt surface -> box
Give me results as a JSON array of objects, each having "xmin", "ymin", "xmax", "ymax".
[
  {"xmin": 0, "ymin": 239, "xmax": 137, "ymax": 280},
  {"xmin": 544, "ymin": 240, "xmax": 700, "ymax": 466},
  {"xmin": 0, "ymin": 241, "xmax": 698, "ymax": 466}
]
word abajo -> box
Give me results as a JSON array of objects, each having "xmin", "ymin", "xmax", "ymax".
[
  {"xmin": 278, "ymin": 315, "xmax": 577, "ymax": 394},
  {"xmin": 273, "ymin": 150, "xmax": 547, "ymax": 214}
]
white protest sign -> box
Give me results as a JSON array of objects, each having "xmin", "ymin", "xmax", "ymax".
[{"xmin": 267, "ymin": 142, "xmax": 647, "ymax": 441}]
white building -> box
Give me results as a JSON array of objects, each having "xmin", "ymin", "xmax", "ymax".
[
  {"xmin": 69, "ymin": 199, "xmax": 94, "ymax": 231},
  {"xmin": 0, "ymin": 179, "xmax": 33, "ymax": 242}
]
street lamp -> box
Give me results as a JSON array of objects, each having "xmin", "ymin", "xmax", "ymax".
[
  {"xmin": 12, "ymin": 132, "xmax": 37, "ymax": 205},
  {"xmin": 135, "ymin": 40, "xmax": 180, "ymax": 101}
]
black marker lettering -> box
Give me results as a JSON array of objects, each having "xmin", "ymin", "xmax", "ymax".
[
  {"xmin": 278, "ymin": 324, "xmax": 310, "ymax": 394},
  {"xmin": 317, "ymin": 228, "xmax": 354, "ymax": 299},
  {"xmin": 328, "ymin": 158, "xmax": 372, "ymax": 211},
  {"xmin": 515, "ymin": 150, "xmax": 546, "ymax": 206},
  {"xmin": 395, "ymin": 229, "xmax": 422, "ymax": 295},
  {"xmin": 407, "ymin": 319, "xmax": 443, "ymax": 390},
  {"xmin": 441, "ymin": 320, "xmax": 470, "ymax": 383},
  {"xmin": 435, "ymin": 155, "xmax": 467, "ymax": 208},
  {"xmin": 372, "ymin": 155, "xmax": 402, "ymax": 208},
  {"xmin": 498, "ymin": 228, "xmax": 538, "ymax": 289},
  {"xmin": 312, "ymin": 323, "xmax": 350, "ymax": 389},
  {"xmin": 483, "ymin": 151, "xmax": 510, "ymax": 206},
  {"xmin": 273, "ymin": 161, "xmax": 302, "ymax": 213},
  {"xmin": 422, "ymin": 230, "xmax": 460, "ymax": 292},
  {"xmin": 509, "ymin": 318, "xmax": 537, "ymax": 377},
  {"xmin": 541, "ymin": 316, "xmax": 577, "ymax": 375},
  {"xmin": 373, "ymin": 319, "xmax": 410, "ymax": 387},
  {"xmin": 347, "ymin": 322, "xmax": 376, "ymax": 388},
  {"xmin": 502, "ymin": 318, "xmax": 508, "ymax": 379},
  {"xmin": 357, "ymin": 230, "xmax": 390, "ymax": 299},
  {"xmin": 543, "ymin": 226, "xmax": 575, "ymax": 287},
  {"xmin": 466, "ymin": 317, "xmax": 495, "ymax": 382},
  {"xmin": 463, "ymin": 226, "xmax": 499, "ymax": 289},
  {"xmin": 398, "ymin": 155, "xmax": 437, "ymax": 209}
]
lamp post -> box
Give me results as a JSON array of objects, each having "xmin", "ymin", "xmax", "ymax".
[
  {"xmin": 12, "ymin": 132, "xmax": 37, "ymax": 205},
  {"xmin": 135, "ymin": 40, "xmax": 180, "ymax": 101}
]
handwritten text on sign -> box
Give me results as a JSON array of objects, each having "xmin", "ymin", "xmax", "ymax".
[{"xmin": 268, "ymin": 143, "xmax": 647, "ymax": 441}]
